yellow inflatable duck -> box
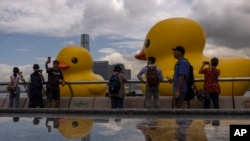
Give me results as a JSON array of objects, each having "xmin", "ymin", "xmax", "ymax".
[
  {"xmin": 56, "ymin": 45, "xmax": 107, "ymax": 97},
  {"xmin": 57, "ymin": 118, "xmax": 93, "ymax": 139},
  {"xmin": 135, "ymin": 17, "xmax": 250, "ymax": 96}
]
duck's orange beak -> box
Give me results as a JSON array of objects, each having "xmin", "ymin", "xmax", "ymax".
[
  {"xmin": 135, "ymin": 49, "xmax": 146, "ymax": 60},
  {"xmin": 59, "ymin": 61, "xmax": 70, "ymax": 69}
]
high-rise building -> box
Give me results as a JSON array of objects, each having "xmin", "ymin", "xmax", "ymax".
[
  {"xmin": 81, "ymin": 34, "xmax": 89, "ymax": 51},
  {"xmin": 93, "ymin": 61, "xmax": 110, "ymax": 80}
]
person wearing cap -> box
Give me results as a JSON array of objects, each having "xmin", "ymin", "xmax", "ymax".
[
  {"xmin": 28, "ymin": 64, "xmax": 45, "ymax": 108},
  {"xmin": 109, "ymin": 64, "xmax": 127, "ymax": 108},
  {"xmin": 172, "ymin": 46, "xmax": 190, "ymax": 108}
]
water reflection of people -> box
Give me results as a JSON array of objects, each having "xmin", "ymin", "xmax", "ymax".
[
  {"xmin": 13, "ymin": 117, "xmax": 20, "ymax": 123},
  {"xmin": 33, "ymin": 117, "xmax": 42, "ymax": 125},
  {"xmin": 45, "ymin": 118, "xmax": 60, "ymax": 132},
  {"xmin": 175, "ymin": 120, "xmax": 192, "ymax": 141}
]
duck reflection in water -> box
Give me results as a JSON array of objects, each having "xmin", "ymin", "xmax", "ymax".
[{"xmin": 137, "ymin": 119, "xmax": 209, "ymax": 141}]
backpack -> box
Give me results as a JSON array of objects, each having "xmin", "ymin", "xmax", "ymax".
[
  {"xmin": 184, "ymin": 59, "xmax": 197, "ymax": 100},
  {"xmin": 108, "ymin": 73, "xmax": 121, "ymax": 94},
  {"xmin": 146, "ymin": 66, "xmax": 159, "ymax": 87}
]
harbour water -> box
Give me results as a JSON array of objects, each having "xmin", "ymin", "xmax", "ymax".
[{"xmin": 0, "ymin": 115, "xmax": 250, "ymax": 141}]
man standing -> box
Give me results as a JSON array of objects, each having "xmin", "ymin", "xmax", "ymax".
[
  {"xmin": 172, "ymin": 46, "xmax": 190, "ymax": 108},
  {"xmin": 28, "ymin": 64, "xmax": 45, "ymax": 108},
  {"xmin": 45, "ymin": 58, "xmax": 65, "ymax": 108},
  {"xmin": 137, "ymin": 56, "xmax": 163, "ymax": 108}
]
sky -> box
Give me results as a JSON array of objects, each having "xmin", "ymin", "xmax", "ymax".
[{"xmin": 1, "ymin": 0, "xmax": 250, "ymax": 81}]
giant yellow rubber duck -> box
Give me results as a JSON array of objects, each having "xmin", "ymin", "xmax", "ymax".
[
  {"xmin": 135, "ymin": 17, "xmax": 250, "ymax": 96},
  {"xmin": 56, "ymin": 45, "xmax": 107, "ymax": 97}
]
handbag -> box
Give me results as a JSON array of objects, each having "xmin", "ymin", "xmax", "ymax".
[
  {"xmin": 6, "ymin": 82, "xmax": 15, "ymax": 92},
  {"xmin": 197, "ymin": 89, "xmax": 210, "ymax": 102},
  {"xmin": 6, "ymin": 76, "xmax": 18, "ymax": 93}
]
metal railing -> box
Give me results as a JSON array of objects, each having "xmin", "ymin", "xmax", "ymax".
[
  {"xmin": 0, "ymin": 77, "xmax": 250, "ymax": 95},
  {"xmin": 1, "ymin": 77, "xmax": 250, "ymax": 109}
]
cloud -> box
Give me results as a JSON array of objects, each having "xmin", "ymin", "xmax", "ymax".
[
  {"xmin": 190, "ymin": 0, "xmax": 250, "ymax": 50},
  {"xmin": 0, "ymin": 0, "xmax": 191, "ymax": 39},
  {"xmin": 98, "ymin": 48, "xmax": 117, "ymax": 54},
  {"xmin": 204, "ymin": 44, "xmax": 250, "ymax": 58},
  {"xmin": 107, "ymin": 40, "xmax": 143, "ymax": 49}
]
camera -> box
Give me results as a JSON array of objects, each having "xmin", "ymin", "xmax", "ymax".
[
  {"xmin": 204, "ymin": 61, "xmax": 209, "ymax": 64},
  {"xmin": 38, "ymin": 69, "xmax": 43, "ymax": 73}
]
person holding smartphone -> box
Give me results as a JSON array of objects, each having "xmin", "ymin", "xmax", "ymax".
[
  {"xmin": 8, "ymin": 67, "xmax": 26, "ymax": 108},
  {"xmin": 199, "ymin": 58, "xmax": 221, "ymax": 109},
  {"xmin": 45, "ymin": 57, "xmax": 65, "ymax": 108}
]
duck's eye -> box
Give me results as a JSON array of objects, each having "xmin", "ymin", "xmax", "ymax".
[
  {"xmin": 144, "ymin": 39, "xmax": 150, "ymax": 48},
  {"xmin": 72, "ymin": 121, "xmax": 78, "ymax": 127},
  {"xmin": 71, "ymin": 57, "xmax": 78, "ymax": 64}
]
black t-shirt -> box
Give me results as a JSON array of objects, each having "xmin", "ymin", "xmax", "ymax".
[{"xmin": 47, "ymin": 68, "xmax": 64, "ymax": 87}]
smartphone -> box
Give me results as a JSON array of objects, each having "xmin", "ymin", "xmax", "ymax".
[
  {"xmin": 48, "ymin": 56, "xmax": 51, "ymax": 61},
  {"xmin": 205, "ymin": 61, "xmax": 209, "ymax": 64}
]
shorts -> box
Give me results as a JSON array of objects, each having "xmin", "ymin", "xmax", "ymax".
[{"xmin": 46, "ymin": 87, "xmax": 60, "ymax": 101}]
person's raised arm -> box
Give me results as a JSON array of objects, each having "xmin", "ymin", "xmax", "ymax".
[
  {"xmin": 45, "ymin": 57, "xmax": 51, "ymax": 72},
  {"xmin": 199, "ymin": 61, "xmax": 207, "ymax": 74}
]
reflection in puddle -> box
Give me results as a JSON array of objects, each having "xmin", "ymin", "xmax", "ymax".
[{"xmin": 0, "ymin": 116, "xmax": 249, "ymax": 141}]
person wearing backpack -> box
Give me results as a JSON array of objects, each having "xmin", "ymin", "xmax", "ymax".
[
  {"xmin": 137, "ymin": 56, "xmax": 163, "ymax": 108},
  {"xmin": 199, "ymin": 57, "xmax": 220, "ymax": 109},
  {"xmin": 109, "ymin": 64, "xmax": 127, "ymax": 108},
  {"xmin": 28, "ymin": 64, "xmax": 45, "ymax": 108},
  {"xmin": 172, "ymin": 46, "xmax": 190, "ymax": 109}
]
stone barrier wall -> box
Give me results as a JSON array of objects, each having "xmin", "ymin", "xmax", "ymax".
[{"xmin": 1, "ymin": 96, "xmax": 250, "ymax": 109}]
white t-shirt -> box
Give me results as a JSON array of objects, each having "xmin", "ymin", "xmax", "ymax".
[{"xmin": 11, "ymin": 75, "xmax": 21, "ymax": 87}]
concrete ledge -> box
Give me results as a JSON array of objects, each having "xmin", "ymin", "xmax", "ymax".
[
  {"xmin": 124, "ymin": 97, "xmax": 145, "ymax": 108},
  {"xmin": 1, "ymin": 108, "xmax": 250, "ymax": 119},
  {"xmin": 0, "ymin": 96, "xmax": 250, "ymax": 109},
  {"xmin": 2, "ymin": 97, "xmax": 27, "ymax": 108},
  {"xmin": 93, "ymin": 97, "xmax": 111, "ymax": 108},
  {"xmin": 59, "ymin": 97, "xmax": 71, "ymax": 108},
  {"xmin": 189, "ymin": 99, "xmax": 203, "ymax": 109},
  {"xmin": 70, "ymin": 97, "xmax": 94, "ymax": 108},
  {"xmin": 0, "ymin": 98, "xmax": 7, "ymax": 108},
  {"xmin": 219, "ymin": 96, "xmax": 234, "ymax": 109},
  {"xmin": 159, "ymin": 97, "xmax": 173, "ymax": 108},
  {"xmin": 234, "ymin": 96, "xmax": 250, "ymax": 109}
]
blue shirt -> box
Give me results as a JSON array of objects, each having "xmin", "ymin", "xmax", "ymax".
[{"xmin": 173, "ymin": 58, "xmax": 190, "ymax": 93}]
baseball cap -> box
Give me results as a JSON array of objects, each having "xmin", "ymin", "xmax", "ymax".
[{"xmin": 172, "ymin": 46, "xmax": 185, "ymax": 55}]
